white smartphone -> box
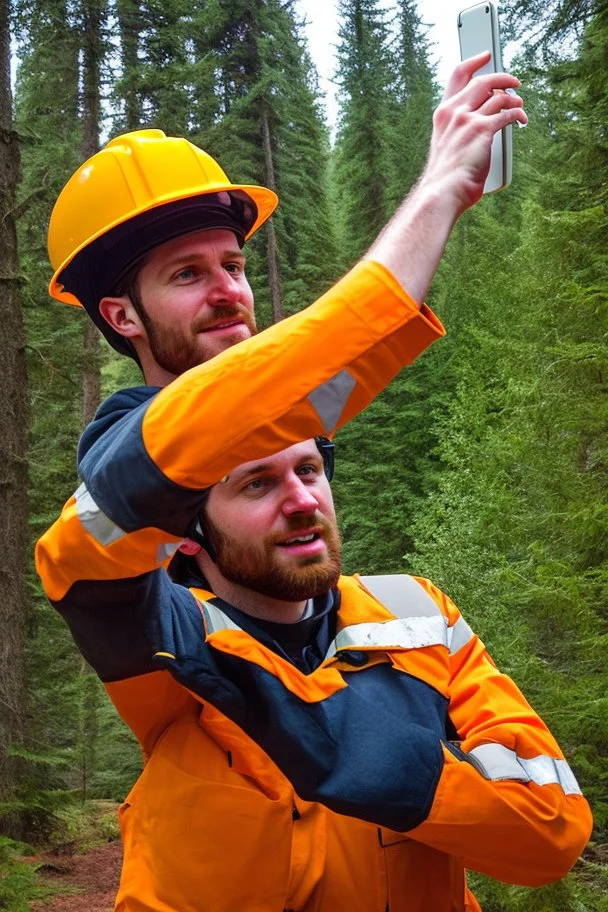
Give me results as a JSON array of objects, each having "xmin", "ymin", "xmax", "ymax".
[{"xmin": 458, "ymin": 3, "xmax": 512, "ymax": 193}]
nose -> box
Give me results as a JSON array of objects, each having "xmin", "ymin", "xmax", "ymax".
[
  {"xmin": 206, "ymin": 267, "xmax": 241, "ymax": 308},
  {"xmin": 281, "ymin": 476, "xmax": 320, "ymax": 516}
]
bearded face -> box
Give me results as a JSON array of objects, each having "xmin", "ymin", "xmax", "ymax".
[{"xmin": 204, "ymin": 509, "xmax": 342, "ymax": 602}]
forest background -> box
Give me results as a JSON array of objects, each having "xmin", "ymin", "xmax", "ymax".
[{"xmin": 0, "ymin": 0, "xmax": 606, "ymax": 909}]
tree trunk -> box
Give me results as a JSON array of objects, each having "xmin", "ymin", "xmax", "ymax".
[
  {"xmin": 117, "ymin": 0, "xmax": 142, "ymax": 130},
  {"xmin": 260, "ymin": 99, "xmax": 283, "ymax": 323},
  {"xmin": 0, "ymin": 0, "xmax": 29, "ymax": 832},
  {"xmin": 81, "ymin": 0, "xmax": 103, "ymax": 427},
  {"xmin": 78, "ymin": 0, "xmax": 104, "ymax": 797}
]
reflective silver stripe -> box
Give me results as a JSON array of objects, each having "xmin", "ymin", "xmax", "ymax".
[
  {"xmin": 468, "ymin": 744, "xmax": 582, "ymax": 795},
  {"xmin": 468, "ymin": 743, "xmax": 530, "ymax": 782},
  {"xmin": 307, "ymin": 369, "xmax": 356, "ymax": 434},
  {"xmin": 75, "ymin": 483, "xmax": 126, "ymax": 546},
  {"xmin": 447, "ymin": 615, "xmax": 474, "ymax": 654},
  {"xmin": 358, "ymin": 575, "xmax": 473, "ymax": 656},
  {"xmin": 157, "ymin": 541, "xmax": 181, "ymax": 563},
  {"xmin": 359, "ymin": 574, "xmax": 441, "ymax": 619},
  {"xmin": 554, "ymin": 760, "xmax": 583, "ymax": 795},
  {"xmin": 201, "ymin": 601, "xmax": 242, "ymax": 636},
  {"xmin": 520, "ymin": 756, "xmax": 583, "ymax": 795},
  {"xmin": 328, "ymin": 615, "xmax": 449, "ymax": 658}
]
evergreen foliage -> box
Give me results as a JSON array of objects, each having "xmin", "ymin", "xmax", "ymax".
[
  {"xmin": 5, "ymin": 0, "xmax": 607, "ymax": 908},
  {"xmin": 384, "ymin": 0, "xmax": 437, "ymax": 211},
  {"xmin": 332, "ymin": 0, "xmax": 395, "ymax": 265}
]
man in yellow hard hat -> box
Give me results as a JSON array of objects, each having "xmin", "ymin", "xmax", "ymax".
[
  {"xmin": 36, "ymin": 57, "xmax": 537, "ymax": 910},
  {"xmin": 46, "ymin": 54, "xmax": 526, "ymax": 389},
  {"xmin": 47, "ymin": 131, "xmax": 277, "ymax": 379}
]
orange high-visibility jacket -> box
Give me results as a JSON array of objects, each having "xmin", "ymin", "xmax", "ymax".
[{"xmin": 36, "ymin": 261, "xmax": 591, "ymax": 910}]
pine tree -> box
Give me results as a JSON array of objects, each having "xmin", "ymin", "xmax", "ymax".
[
  {"xmin": 192, "ymin": 0, "xmax": 337, "ymax": 323},
  {"xmin": 332, "ymin": 0, "xmax": 395, "ymax": 267},
  {"xmin": 384, "ymin": 0, "xmax": 436, "ymax": 212}
]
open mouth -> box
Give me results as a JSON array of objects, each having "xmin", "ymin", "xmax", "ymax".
[
  {"xmin": 277, "ymin": 531, "xmax": 325, "ymax": 555},
  {"xmin": 281, "ymin": 533, "xmax": 318, "ymax": 545},
  {"xmin": 203, "ymin": 319, "xmax": 243, "ymax": 333}
]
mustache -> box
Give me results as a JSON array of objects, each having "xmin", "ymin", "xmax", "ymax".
[
  {"xmin": 193, "ymin": 304, "xmax": 256, "ymax": 333},
  {"xmin": 270, "ymin": 513, "xmax": 337, "ymax": 543}
]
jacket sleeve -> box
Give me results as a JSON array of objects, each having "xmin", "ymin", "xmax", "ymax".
[
  {"xmin": 407, "ymin": 578, "xmax": 593, "ymax": 887},
  {"xmin": 78, "ymin": 260, "xmax": 443, "ymax": 536},
  {"xmin": 36, "ymin": 260, "xmax": 443, "ymax": 609}
]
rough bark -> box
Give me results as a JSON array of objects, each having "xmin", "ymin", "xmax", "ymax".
[
  {"xmin": 116, "ymin": 0, "xmax": 142, "ymax": 130},
  {"xmin": 0, "ymin": 0, "xmax": 29, "ymax": 826},
  {"xmin": 81, "ymin": 0, "xmax": 103, "ymax": 426},
  {"xmin": 260, "ymin": 99, "xmax": 283, "ymax": 323}
]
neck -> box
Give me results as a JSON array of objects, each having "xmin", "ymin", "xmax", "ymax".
[
  {"xmin": 202, "ymin": 569, "xmax": 308, "ymax": 624},
  {"xmin": 141, "ymin": 360, "xmax": 178, "ymax": 387}
]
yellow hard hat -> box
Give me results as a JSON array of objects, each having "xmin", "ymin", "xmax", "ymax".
[{"xmin": 48, "ymin": 129, "xmax": 278, "ymax": 356}]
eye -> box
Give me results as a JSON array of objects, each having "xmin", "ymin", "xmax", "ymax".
[
  {"xmin": 242, "ymin": 477, "xmax": 270, "ymax": 495},
  {"xmin": 297, "ymin": 463, "xmax": 321, "ymax": 480},
  {"xmin": 224, "ymin": 262, "xmax": 242, "ymax": 275},
  {"xmin": 173, "ymin": 266, "xmax": 197, "ymax": 281}
]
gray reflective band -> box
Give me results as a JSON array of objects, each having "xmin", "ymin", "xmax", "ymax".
[
  {"xmin": 447, "ymin": 615, "xmax": 474, "ymax": 654},
  {"xmin": 307, "ymin": 369, "xmax": 356, "ymax": 435},
  {"xmin": 157, "ymin": 541, "xmax": 181, "ymax": 563},
  {"xmin": 328, "ymin": 615, "xmax": 449, "ymax": 658},
  {"xmin": 522, "ymin": 756, "xmax": 583, "ymax": 796},
  {"xmin": 202, "ymin": 601, "xmax": 242, "ymax": 636},
  {"xmin": 357, "ymin": 575, "xmax": 474, "ymax": 655},
  {"xmin": 75, "ymin": 483, "xmax": 126, "ymax": 546},
  {"xmin": 468, "ymin": 743, "xmax": 582, "ymax": 795},
  {"xmin": 360, "ymin": 574, "xmax": 441, "ymax": 619}
]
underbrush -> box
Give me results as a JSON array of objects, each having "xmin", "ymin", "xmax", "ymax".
[
  {"xmin": 0, "ymin": 800, "xmax": 120, "ymax": 912},
  {"xmin": 0, "ymin": 837, "xmax": 51, "ymax": 912}
]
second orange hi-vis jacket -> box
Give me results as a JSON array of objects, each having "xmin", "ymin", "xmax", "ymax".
[{"xmin": 36, "ymin": 261, "xmax": 592, "ymax": 910}]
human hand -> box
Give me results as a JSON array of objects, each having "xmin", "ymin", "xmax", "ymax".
[{"xmin": 420, "ymin": 53, "xmax": 527, "ymax": 216}]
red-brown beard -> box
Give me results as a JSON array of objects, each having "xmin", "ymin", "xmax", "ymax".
[
  {"xmin": 205, "ymin": 512, "xmax": 342, "ymax": 602},
  {"xmin": 138, "ymin": 299, "xmax": 256, "ymax": 375}
]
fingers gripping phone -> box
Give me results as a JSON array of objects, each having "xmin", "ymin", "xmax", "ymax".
[{"xmin": 458, "ymin": 3, "xmax": 512, "ymax": 193}]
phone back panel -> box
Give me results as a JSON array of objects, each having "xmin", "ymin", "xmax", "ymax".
[{"xmin": 458, "ymin": 3, "xmax": 512, "ymax": 193}]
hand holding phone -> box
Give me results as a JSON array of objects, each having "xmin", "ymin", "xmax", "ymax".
[{"xmin": 458, "ymin": 3, "xmax": 512, "ymax": 193}]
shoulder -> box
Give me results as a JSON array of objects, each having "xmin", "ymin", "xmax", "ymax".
[
  {"xmin": 77, "ymin": 385, "xmax": 160, "ymax": 462},
  {"xmin": 340, "ymin": 572, "xmax": 466, "ymax": 628}
]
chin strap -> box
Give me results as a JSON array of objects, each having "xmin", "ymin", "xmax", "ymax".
[
  {"xmin": 315, "ymin": 436, "xmax": 335, "ymax": 482},
  {"xmin": 191, "ymin": 515, "xmax": 218, "ymax": 564}
]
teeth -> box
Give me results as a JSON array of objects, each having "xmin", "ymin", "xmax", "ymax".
[{"xmin": 286, "ymin": 534, "xmax": 315, "ymax": 544}]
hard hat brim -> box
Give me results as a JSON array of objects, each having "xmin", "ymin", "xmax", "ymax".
[{"xmin": 49, "ymin": 182, "xmax": 278, "ymax": 307}]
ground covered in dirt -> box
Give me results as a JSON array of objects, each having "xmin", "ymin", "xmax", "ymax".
[{"xmin": 29, "ymin": 840, "xmax": 122, "ymax": 912}]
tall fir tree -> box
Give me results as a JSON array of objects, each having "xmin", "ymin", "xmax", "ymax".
[
  {"xmin": 191, "ymin": 0, "xmax": 337, "ymax": 323},
  {"xmin": 384, "ymin": 0, "xmax": 436, "ymax": 212},
  {"xmin": 332, "ymin": 0, "xmax": 394, "ymax": 267}
]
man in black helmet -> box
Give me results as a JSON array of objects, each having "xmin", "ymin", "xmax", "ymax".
[{"xmin": 38, "ymin": 433, "xmax": 591, "ymax": 911}]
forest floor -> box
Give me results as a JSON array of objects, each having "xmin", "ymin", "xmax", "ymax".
[
  {"xmin": 27, "ymin": 840, "xmax": 121, "ymax": 912},
  {"xmin": 17, "ymin": 801, "xmax": 123, "ymax": 911}
]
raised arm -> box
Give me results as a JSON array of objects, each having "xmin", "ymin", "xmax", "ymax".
[
  {"xmin": 365, "ymin": 53, "xmax": 527, "ymax": 303},
  {"xmin": 36, "ymin": 261, "xmax": 441, "ymax": 609}
]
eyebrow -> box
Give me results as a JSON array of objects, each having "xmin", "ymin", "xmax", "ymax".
[
  {"xmin": 229, "ymin": 451, "xmax": 322, "ymax": 485},
  {"xmin": 163, "ymin": 249, "xmax": 246, "ymax": 271}
]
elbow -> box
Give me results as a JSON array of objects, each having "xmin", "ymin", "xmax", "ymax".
[{"xmin": 507, "ymin": 795, "xmax": 593, "ymax": 887}]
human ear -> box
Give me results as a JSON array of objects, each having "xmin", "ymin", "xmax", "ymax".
[
  {"xmin": 98, "ymin": 295, "xmax": 146, "ymax": 340},
  {"xmin": 178, "ymin": 539, "xmax": 203, "ymax": 557}
]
